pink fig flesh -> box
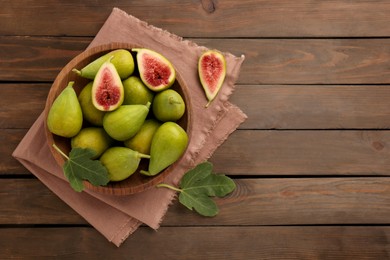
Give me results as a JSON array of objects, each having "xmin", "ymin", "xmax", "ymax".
[
  {"xmin": 133, "ymin": 48, "xmax": 176, "ymax": 91},
  {"xmin": 198, "ymin": 50, "xmax": 226, "ymax": 106},
  {"xmin": 92, "ymin": 60, "xmax": 124, "ymax": 111}
]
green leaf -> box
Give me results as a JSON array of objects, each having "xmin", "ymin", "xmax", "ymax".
[
  {"xmin": 179, "ymin": 190, "xmax": 218, "ymax": 217},
  {"xmin": 54, "ymin": 145, "xmax": 110, "ymax": 192},
  {"xmin": 157, "ymin": 161, "xmax": 236, "ymax": 217},
  {"xmin": 184, "ymin": 174, "xmax": 236, "ymax": 197},
  {"xmin": 179, "ymin": 161, "xmax": 213, "ymax": 188},
  {"xmin": 66, "ymin": 148, "xmax": 109, "ymax": 187},
  {"xmin": 63, "ymin": 161, "xmax": 84, "ymax": 192}
]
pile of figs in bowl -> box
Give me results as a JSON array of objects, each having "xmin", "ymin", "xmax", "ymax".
[{"xmin": 44, "ymin": 42, "xmax": 192, "ymax": 195}]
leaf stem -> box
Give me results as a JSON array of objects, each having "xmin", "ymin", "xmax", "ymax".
[
  {"xmin": 52, "ymin": 143, "xmax": 69, "ymax": 160},
  {"xmin": 156, "ymin": 183, "xmax": 183, "ymax": 193}
]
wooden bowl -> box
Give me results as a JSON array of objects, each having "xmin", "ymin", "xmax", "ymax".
[{"xmin": 44, "ymin": 42, "xmax": 192, "ymax": 195}]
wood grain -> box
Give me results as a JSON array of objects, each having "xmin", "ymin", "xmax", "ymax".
[
  {"xmin": 5, "ymin": 129, "xmax": 390, "ymax": 176},
  {"xmin": 0, "ymin": 129, "xmax": 28, "ymax": 175},
  {"xmin": 1, "ymin": 37, "xmax": 390, "ymax": 84},
  {"xmin": 210, "ymin": 130, "xmax": 390, "ymax": 175},
  {"xmin": 2, "ymin": 178, "xmax": 390, "ymax": 226},
  {"xmin": 1, "ymin": 1, "xmax": 390, "ymax": 37},
  {"xmin": 2, "ymin": 1, "xmax": 390, "ymax": 257},
  {"xmin": 233, "ymin": 85, "xmax": 390, "ymax": 130},
  {"xmin": 0, "ymin": 84, "xmax": 49, "ymax": 129},
  {"xmin": 0, "ymin": 226, "xmax": 389, "ymax": 259},
  {"xmin": 4, "ymin": 84, "xmax": 390, "ymax": 130},
  {"xmin": 0, "ymin": 36, "xmax": 89, "ymax": 81}
]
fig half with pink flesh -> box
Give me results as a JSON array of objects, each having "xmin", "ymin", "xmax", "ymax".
[
  {"xmin": 132, "ymin": 48, "xmax": 176, "ymax": 92},
  {"xmin": 198, "ymin": 50, "xmax": 226, "ymax": 107},
  {"xmin": 92, "ymin": 58, "xmax": 124, "ymax": 111}
]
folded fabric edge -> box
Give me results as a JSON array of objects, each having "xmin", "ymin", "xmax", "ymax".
[
  {"xmin": 110, "ymin": 217, "xmax": 142, "ymax": 247},
  {"xmin": 185, "ymin": 101, "xmax": 247, "ymax": 169}
]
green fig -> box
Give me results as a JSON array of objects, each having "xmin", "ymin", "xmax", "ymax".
[
  {"xmin": 140, "ymin": 122, "xmax": 188, "ymax": 176},
  {"xmin": 132, "ymin": 48, "xmax": 176, "ymax": 91},
  {"xmin": 91, "ymin": 58, "xmax": 124, "ymax": 112},
  {"xmin": 124, "ymin": 119, "xmax": 161, "ymax": 155},
  {"xmin": 152, "ymin": 89, "xmax": 185, "ymax": 122},
  {"xmin": 71, "ymin": 127, "xmax": 113, "ymax": 159},
  {"xmin": 47, "ymin": 81, "xmax": 83, "ymax": 138},
  {"xmin": 73, "ymin": 49, "xmax": 135, "ymax": 80},
  {"xmin": 122, "ymin": 76, "xmax": 154, "ymax": 105},
  {"xmin": 78, "ymin": 82, "xmax": 106, "ymax": 126},
  {"xmin": 103, "ymin": 103, "xmax": 151, "ymax": 141},
  {"xmin": 198, "ymin": 50, "xmax": 226, "ymax": 107},
  {"xmin": 100, "ymin": 147, "xmax": 150, "ymax": 182}
]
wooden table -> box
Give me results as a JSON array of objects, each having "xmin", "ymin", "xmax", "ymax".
[{"xmin": 1, "ymin": 1, "xmax": 390, "ymax": 258}]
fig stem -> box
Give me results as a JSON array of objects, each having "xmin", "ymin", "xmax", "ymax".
[
  {"xmin": 138, "ymin": 153, "xmax": 151, "ymax": 159},
  {"xmin": 156, "ymin": 183, "xmax": 183, "ymax": 192},
  {"xmin": 52, "ymin": 143, "xmax": 69, "ymax": 160},
  {"xmin": 205, "ymin": 100, "xmax": 212, "ymax": 108},
  {"xmin": 72, "ymin": 68, "xmax": 82, "ymax": 76},
  {"xmin": 140, "ymin": 170, "xmax": 152, "ymax": 176}
]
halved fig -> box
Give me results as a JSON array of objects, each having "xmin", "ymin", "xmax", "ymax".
[
  {"xmin": 92, "ymin": 58, "xmax": 124, "ymax": 111},
  {"xmin": 198, "ymin": 50, "xmax": 226, "ymax": 107},
  {"xmin": 132, "ymin": 48, "xmax": 176, "ymax": 92}
]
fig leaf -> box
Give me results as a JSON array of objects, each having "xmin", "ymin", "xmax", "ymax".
[
  {"xmin": 53, "ymin": 144, "xmax": 109, "ymax": 192},
  {"xmin": 157, "ymin": 161, "xmax": 236, "ymax": 217}
]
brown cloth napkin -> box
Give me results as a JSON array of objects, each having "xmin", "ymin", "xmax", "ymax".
[{"xmin": 12, "ymin": 8, "xmax": 246, "ymax": 247}]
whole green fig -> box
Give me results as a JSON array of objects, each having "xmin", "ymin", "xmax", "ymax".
[
  {"xmin": 103, "ymin": 103, "xmax": 150, "ymax": 141},
  {"xmin": 73, "ymin": 49, "xmax": 135, "ymax": 80},
  {"xmin": 100, "ymin": 147, "xmax": 150, "ymax": 182},
  {"xmin": 123, "ymin": 76, "xmax": 154, "ymax": 105},
  {"xmin": 71, "ymin": 127, "xmax": 113, "ymax": 159},
  {"xmin": 141, "ymin": 122, "xmax": 188, "ymax": 176},
  {"xmin": 124, "ymin": 119, "xmax": 161, "ymax": 155},
  {"xmin": 47, "ymin": 81, "xmax": 83, "ymax": 138}
]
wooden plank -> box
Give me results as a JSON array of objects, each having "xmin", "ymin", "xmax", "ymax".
[
  {"xmin": 4, "ymin": 84, "xmax": 390, "ymax": 130},
  {"xmin": 202, "ymin": 38, "xmax": 390, "ymax": 85},
  {"xmin": 210, "ymin": 130, "xmax": 390, "ymax": 175},
  {"xmin": 0, "ymin": 84, "xmax": 49, "ymax": 129},
  {"xmin": 0, "ymin": 179, "xmax": 86, "ymax": 225},
  {"xmin": 2, "ymin": 37, "xmax": 390, "ymax": 84},
  {"xmin": 0, "ymin": 36, "xmax": 89, "ymax": 81},
  {"xmin": 232, "ymin": 85, "xmax": 390, "ymax": 130},
  {"xmin": 1, "ymin": 1, "xmax": 390, "ymax": 37},
  {"xmin": 1, "ymin": 178, "xmax": 390, "ymax": 226},
  {"xmin": 0, "ymin": 129, "xmax": 28, "ymax": 175},
  {"xmin": 0, "ymin": 226, "xmax": 389, "ymax": 259},
  {"xmin": 4, "ymin": 129, "xmax": 390, "ymax": 176}
]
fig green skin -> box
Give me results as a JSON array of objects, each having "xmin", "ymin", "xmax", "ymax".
[
  {"xmin": 152, "ymin": 89, "xmax": 185, "ymax": 122},
  {"xmin": 47, "ymin": 81, "xmax": 83, "ymax": 138},
  {"xmin": 141, "ymin": 122, "xmax": 188, "ymax": 176},
  {"xmin": 124, "ymin": 119, "xmax": 161, "ymax": 155},
  {"xmin": 122, "ymin": 76, "xmax": 154, "ymax": 105},
  {"xmin": 78, "ymin": 82, "xmax": 106, "ymax": 126},
  {"xmin": 103, "ymin": 103, "xmax": 150, "ymax": 141},
  {"xmin": 73, "ymin": 49, "xmax": 135, "ymax": 80},
  {"xmin": 100, "ymin": 147, "xmax": 150, "ymax": 182},
  {"xmin": 92, "ymin": 59, "xmax": 124, "ymax": 112},
  {"xmin": 71, "ymin": 127, "xmax": 113, "ymax": 159}
]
